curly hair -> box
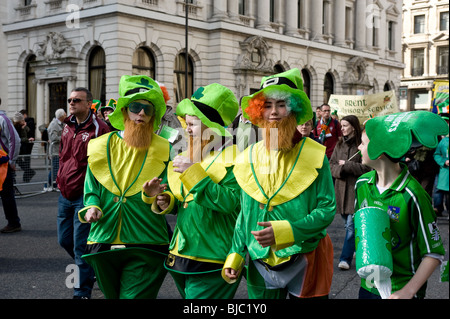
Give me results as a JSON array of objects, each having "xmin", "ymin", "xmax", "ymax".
[
  {"xmin": 245, "ymin": 93, "xmax": 266, "ymax": 125},
  {"xmin": 245, "ymin": 89, "xmax": 305, "ymax": 124}
]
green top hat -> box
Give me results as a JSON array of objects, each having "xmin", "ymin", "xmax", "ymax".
[
  {"xmin": 100, "ymin": 98, "xmax": 116, "ymax": 117},
  {"xmin": 365, "ymin": 111, "xmax": 449, "ymax": 160},
  {"xmin": 109, "ymin": 75, "xmax": 166, "ymax": 131},
  {"xmin": 176, "ymin": 83, "xmax": 239, "ymax": 137},
  {"xmin": 241, "ymin": 68, "xmax": 312, "ymax": 126}
]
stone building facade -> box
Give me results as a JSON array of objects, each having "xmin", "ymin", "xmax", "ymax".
[
  {"xmin": 400, "ymin": 0, "xmax": 449, "ymax": 111},
  {"xmin": 1, "ymin": 0, "xmax": 404, "ymax": 132}
]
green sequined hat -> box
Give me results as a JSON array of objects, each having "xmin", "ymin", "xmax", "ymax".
[
  {"xmin": 109, "ymin": 75, "xmax": 166, "ymax": 131},
  {"xmin": 240, "ymin": 68, "xmax": 313, "ymax": 126},
  {"xmin": 176, "ymin": 83, "xmax": 239, "ymax": 137}
]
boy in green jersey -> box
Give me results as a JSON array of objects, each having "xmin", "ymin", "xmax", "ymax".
[{"xmin": 355, "ymin": 111, "xmax": 448, "ymax": 299}]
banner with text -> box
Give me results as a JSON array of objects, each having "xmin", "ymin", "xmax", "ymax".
[
  {"xmin": 431, "ymin": 80, "xmax": 449, "ymax": 115},
  {"xmin": 328, "ymin": 90, "xmax": 399, "ymax": 125}
]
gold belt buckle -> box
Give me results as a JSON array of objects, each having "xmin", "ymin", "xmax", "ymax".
[
  {"xmin": 110, "ymin": 245, "xmax": 126, "ymax": 250},
  {"xmin": 166, "ymin": 253, "xmax": 176, "ymax": 267}
]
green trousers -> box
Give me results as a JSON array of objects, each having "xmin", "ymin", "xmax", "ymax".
[
  {"xmin": 82, "ymin": 248, "xmax": 167, "ymax": 299},
  {"xmin": 169, "ymin": 270, "xmax": 241, "ymax": 299}
]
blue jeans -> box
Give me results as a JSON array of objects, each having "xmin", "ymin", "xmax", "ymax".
[
  {"xmin": 339, "ymin": 214, "xmax": 355, "ymax": 265},
  {"xmin": 57, "ymin": 194, "xmax": 94, "ymax": 298}
]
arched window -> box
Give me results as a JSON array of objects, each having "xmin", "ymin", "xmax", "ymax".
[
  {"xmin": 174, "ymin": 52, "xmax": 194, "ymax": 103},
  {"xmin": 324, "ymin": 72, "xmax": 334, "ymax": 104},
  {"xmin": 383, "ymin": 82, "xmax": 391, "ymax": 92},
  {"xmin": 25, "ymin": 55, "xmax": 37, "ymax": 118},
  {"xmin": 132, "ymin": 47, "xmax": 155, "ymax": 78},
  {"xmin": 89, "ymin": 46, "xmax": 106, "ymax": 105},
  {"xmin": 301, "ymin": 68, "xmax": 311, "ymax": 99}
]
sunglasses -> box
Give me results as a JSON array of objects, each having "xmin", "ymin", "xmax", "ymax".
[
  {"xmin": 127, "ymin": 102, "xmax": 155, "ymax": 116},
  {"xmin": 67, "ymin": 98, "xmax": 86, "ymax": 104}
]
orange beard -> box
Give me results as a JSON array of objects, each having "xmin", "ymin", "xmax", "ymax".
[
  {"xmin": 261, "ymin": 114, "xmax": 299, "ymax": 152},
  {"xmin": 187, "ymin": 134, "xmax": 215, "ymax": 163},
  {"xmin": 123, "ymin": 115, "xmax": 154, "ymax": 150}
]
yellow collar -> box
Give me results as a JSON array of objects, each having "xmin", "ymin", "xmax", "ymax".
[
  {"xmin": 233, "ymin": 138, "xmax": 325, "ymax": 206},
  {"xmin": 168, "ymin": 144, "xmax": 239, "ymax": 202},
  {"xmin": 87, "ymin": 132, "xmax": 170, "ymax": 196}
]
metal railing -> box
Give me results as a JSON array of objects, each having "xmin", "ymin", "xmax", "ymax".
[{"xmin": 12, "ymin": 140, "xmax": 59, "ymax": 198}]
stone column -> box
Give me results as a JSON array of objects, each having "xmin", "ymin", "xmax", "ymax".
[
  {"xmin": 285, "ymin": 0, "xmax": 298, "ymax": 36},
  {"xmin": 355, "ymin": 0, "xmax": 367, "ymax": 50},
  {"xmin": 34, "ymin": 79, "xmax": 45, "ymax": 132},
  {"xmin": 65, "ymin": 76, "xmax": 77, "ymax": 115},
  {"xmin": 310, "ymin": 0, "xmax": 323, "ymax": 41},
  {"xmin": 256, "ymin": 0, "xmax": 271, "ymax": 31},
  {"xmin": 333, "ymin": 0, "xmax": 346, "ymax": 46},
  {"xmin": 227, "ymin": 0, "xmax": 239, "ymax": 21},
  {"xmin": 212, "ymin": 0, "xmax": 228, "ymax": 20},
  {"xmin": 394, "ymin": 21, "xmax": 401, "ymax": 60}
]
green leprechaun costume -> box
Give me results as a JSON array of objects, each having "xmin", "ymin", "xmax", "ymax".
[
  {"xmin": 157, "ymin": 83, "xmax": 242, "ymax": 299},
  {"xmin": 78, "ymin": 75, "xmax": 172, "ymax": 299},
  {"xmin": 222, "ymin": 68, "xmax": 336, "ymax": 299}
]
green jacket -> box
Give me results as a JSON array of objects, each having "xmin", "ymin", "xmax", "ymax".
[
  {"xmin": 163, "ymin": 145, "xmax": 241, "ymax": 264},
  {"xmin": 434, "ymin": 136, "xmax": 449, "ymax": 192},
  {"xmin": 78, "ymin": 131, "xmax": 171, "ymax": 245},
  {"xmin": 223, "ymin": 138, "xmax": 336, "ymax": 279}
]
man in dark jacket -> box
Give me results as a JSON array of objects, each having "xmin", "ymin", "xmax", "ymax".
[
  {"xmin": 56, "ymin": 87, "xmax": 109, "ymax": 299},
  {"xmin": 314, "ymin": 104, "xmax": 342, "ymax": 159}
]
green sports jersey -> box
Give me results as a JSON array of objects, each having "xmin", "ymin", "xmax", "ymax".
[{"xmin": 355, "ymin": 164, "xmax": 445, "ymax": 298}]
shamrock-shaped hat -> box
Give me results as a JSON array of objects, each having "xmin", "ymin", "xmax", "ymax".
[
  {"xmin": 109, "ymin": 75, "xmax": 166, "ymax": 131},
  {"xmin": 176, "ymin": 83, "xmax": 239, "ymax": 137},
  {"xmin": 241, "ymin": 68, "xmax": 312, "ymax": 126},
  {"xmin": 365, "ymin": 111, "xmax": 449, "ymax": 160}
]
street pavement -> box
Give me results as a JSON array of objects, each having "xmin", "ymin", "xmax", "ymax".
[{"xmin": 0, "ymin": 191, "xmax": 448, "ymax": 300}]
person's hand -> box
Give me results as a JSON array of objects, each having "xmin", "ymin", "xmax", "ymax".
[
  {"xmin": 445, "ymin": 160, "xmax": 449, "ymax": 167},
  {"xmin": 224, "ymin": 268, "xmax": 239, "ymax": 280},
  {"xmin": 388, "ymin": 288, "xmax": 414, "ymax": 299},
  {"xmin": 84, "ymin": 207, "xmax": 102, "ymax": 223},
  {"xmin": 338, "ymin": 160, "xmax": 345, "ymax": 165},
  {"xmin": 28, "ymin": 137, "xmax": 35, "ymax": 142},
  {"xmin": 143, "ymin": 177, "xmax": 167, "ymax": 197},
  {"xmin": 156, "ymin": 193, "xmax": 170, "ymax": 211},
  {"xmin": 173, "ymin": 155, "xmax": 194, "ymax": 174},
  {"xmin": 251, "ymin": 221, "xmax": 275, "ymax": 248}
]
